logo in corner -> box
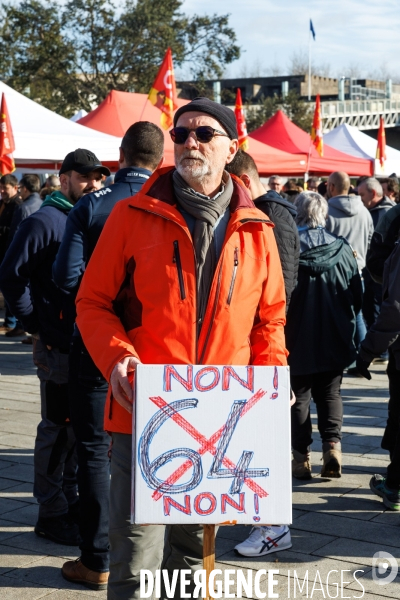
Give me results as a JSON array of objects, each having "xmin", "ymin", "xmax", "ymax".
[{"xmin": 372, "ymin": 551, "xmax": 398, "ymax": 585}]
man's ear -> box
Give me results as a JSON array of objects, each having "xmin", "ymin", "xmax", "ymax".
[
  {"xmin": 240, "ymin": 173, "xmax": 251, "ymax": 189},
  {"xmin": 226, "ymin": 140, "xmax": 239, "ymax": 164}
]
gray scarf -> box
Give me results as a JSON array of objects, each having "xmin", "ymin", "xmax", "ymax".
[{"xmin": 173, "ymin": 170, "xmax": 233, "ymax": 331}]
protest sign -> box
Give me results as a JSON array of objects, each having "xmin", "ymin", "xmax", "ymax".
[{"xmin": 132, "ymin": 364, "xmax": 292, "ymax": 525}]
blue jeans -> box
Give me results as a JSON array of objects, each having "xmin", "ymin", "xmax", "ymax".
[
  {"xmin": 4, "ymin": 302, "xmax": 22, "ymax": 330},
  {"xmin": 362, "ymin": 272, "xmax": 389, "ymax": 360},
  {"xmin": 355, "ymin": 309, "xmax": 367, "ymax": 350},
  {"xmin": 4, "ymin": 303, "xmax": 16, "ymax": 328},
  {"xmin": 68, "ymin": 335, "xmax": 110, "ymax": 572}
]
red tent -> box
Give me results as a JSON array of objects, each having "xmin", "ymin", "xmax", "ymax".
[
  {"xmin": 77, "ymin": 90, "xmax": 188, "ymax": 169},
  {"xmin": 78, "ymin": 90, "xmax": 310, "ymax": 175},
  {"xmin": 249, "ymin": 110, "xmax": 373, "ymax": 176}
]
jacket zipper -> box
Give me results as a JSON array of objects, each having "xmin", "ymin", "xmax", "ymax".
[
  {"xmin": 199, "ymin": 258, "xmax": 224, "ymax": 364},
  {"xmin": 131, "ymin": 207, "xmax": 198, "ymax": 360},
  {"xmin": 227, "ymin": 247, "xmax": 239, "ymax": 305},
  {"xmin": 173, "ymin": 240, "xmax": 186, "ymax": 300},
  {"xmin": 199, "ymin": 217, "xmax": 267, "ymax": 362}
]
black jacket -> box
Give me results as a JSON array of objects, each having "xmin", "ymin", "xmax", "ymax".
[
  {"xmin": 0, "ymin": 195, "xmax": 21, "ymax": 262},
  {"xmin": 0, "ymin": 203, "xmax": 73, "ymax": 350},
  {"xmin": 52, "ymin": 167, "xmax": 153, "ymax": 293},
  {"xmin": 367, "ymin": 203, "xmax": 400, "ymax": 284},
  {"xmin": 286, "ymin": 228, "xmax": 363, "ymax": 376},
  {"xmin": 254, "ymin": 191, "xmax": 300, "ymax": 308},
  {"xmin": 361, "ymin": 241, "xmax": 400, "ymax": 369}
]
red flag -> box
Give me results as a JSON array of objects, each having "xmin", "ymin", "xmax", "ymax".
[
  {"xmin": 311, "ymin": 94, "xmax": 323, "ymax": 157},
  {"xmin": 234, "ymin": 89, "xmax": 249, "ymax": 151},
  {"xmin": 376, "ymin": 116, "xmax": 386, "ymax": 168},
  {"xmin": 0, "ymin": 93, "xmax": 16, "ymax": 176},
  {"xmin": 148, "ymin": 48, "xmax": 178, "ymax": 130}
]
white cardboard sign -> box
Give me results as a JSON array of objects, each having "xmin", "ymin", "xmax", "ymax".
[{"xmin": 132, "ymin": 364, "xmax": 292, "ymax": 525}]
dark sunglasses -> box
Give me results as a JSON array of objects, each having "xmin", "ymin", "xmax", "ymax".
[{"xmin": 169, "ymin": 126, "xmax": 229, "ymax": 144}]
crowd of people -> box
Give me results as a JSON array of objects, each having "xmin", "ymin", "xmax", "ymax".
[{"xmin": 0, "ymin": 96, "xmax": 399, "ymax": 599}]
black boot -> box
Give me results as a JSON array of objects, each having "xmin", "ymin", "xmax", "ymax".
[{"xmin": 35, "ymin": 514, "xmax": 81, "ymax": 546}]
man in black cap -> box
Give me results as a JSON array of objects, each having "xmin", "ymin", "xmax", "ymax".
[
  {"xmin": 0, "ymin": 149, "xmax": 108, "ymax": 546},
  {"xmin": 74, "ymin": 98, "xmax": 287, "ymax": 598}
]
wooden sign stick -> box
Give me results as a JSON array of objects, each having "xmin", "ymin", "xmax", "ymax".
[{"xmin": 203, "ymin": 524, "xmax": 215, "ymax": 600}]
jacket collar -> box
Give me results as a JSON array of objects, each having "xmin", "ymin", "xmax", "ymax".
[
  {"xmin": 114, "ymin": 166, "xmax": 152, "ymax": 184},
  {"xmin": 255, "ymin": 190, "xmax": 297, "ymax": 217},
  {"xmin": 129, "ymin": 168, "xmax": 273, "ymax": 242},
  {"xmin": 24, "ymin": 192, "xmax": 41, "ymax": 204},
  {"xmin": 132, "ymin": 166, "xmax": 257, "ymax": 212}
]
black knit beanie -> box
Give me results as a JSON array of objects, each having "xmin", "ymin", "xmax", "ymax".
[{"xmin": 173, "ymin": 97, "xmax": 238, "ymax": 140}]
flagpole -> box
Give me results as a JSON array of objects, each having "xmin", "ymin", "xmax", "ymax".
[{"xmin": 308, "ymin": 23, "xmax": 311, "ymax": 101}]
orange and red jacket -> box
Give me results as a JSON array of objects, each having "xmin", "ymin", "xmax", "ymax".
[{"xmin": 76, "ymin": 168, "xmax": 288, "ymax": 434}]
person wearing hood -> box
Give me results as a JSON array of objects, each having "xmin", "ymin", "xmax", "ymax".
[
  {"xmin": 226, "ymin": 150, "xmax": 300, "ymax": 309},
  {"xmin": 287, "ymin": 192, "xmax": 363, "ymax": 480},
  {"xmin": 0, "ymin": 149, "xmax": 108, "ymax": 546},
  {"xmin": 326, "ymin": 171, "xmax": 373, "ymax": 373}
]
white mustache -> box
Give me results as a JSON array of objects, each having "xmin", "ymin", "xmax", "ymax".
[{"xmin": 179, "ymin": 151, "xmax": 206, "ymax": 163}]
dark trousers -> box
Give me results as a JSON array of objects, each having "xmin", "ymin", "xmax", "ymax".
[
  {"xmin": 383, "ymin": 350, "xmax": 400, "ymax": 489},
  {"xmin": 291, "ymin": 370, "xmax": 343, "ymax": 454},
  {"xmin": 69, "ymin": 335, "xmax": 110, "ymax": 572},
  {"xmin": 33, "ymin": 338, "xmax": 78, "ymax": 518}
]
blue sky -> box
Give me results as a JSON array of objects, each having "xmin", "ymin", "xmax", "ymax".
[{"xmin": 181, "ymin": 0, "xmax": 400, "ymax": 81}]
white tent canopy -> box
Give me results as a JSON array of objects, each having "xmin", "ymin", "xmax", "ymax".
[
  {"xmin": 0, "ymin": 81, "xmax": 121, "ymax": 169},
  {"xmin": 324, "ymin": 123, "xmax": 400, "ymax": 177}
]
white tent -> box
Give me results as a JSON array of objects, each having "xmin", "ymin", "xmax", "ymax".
[
  {"xmin": 1, "ymin": 82, "xmax": 121, "ymax": 171},
  {"xmin": 324, "ymin": 123, "xmax": 400, "ymax": 177}
]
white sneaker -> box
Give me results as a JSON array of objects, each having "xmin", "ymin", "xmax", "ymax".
[{"xmin": 234, "ymin": 525, "xmax": 292, "ymax": 557}]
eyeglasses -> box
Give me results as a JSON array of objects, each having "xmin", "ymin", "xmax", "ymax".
[{"xmin": 169, "ymin": 126, "xmax": 229, "ymax": 144}]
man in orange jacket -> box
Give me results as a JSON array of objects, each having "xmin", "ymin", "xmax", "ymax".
[{"xmin": 76, "ymin": 97, "xmax": 288, "ymax": 599}]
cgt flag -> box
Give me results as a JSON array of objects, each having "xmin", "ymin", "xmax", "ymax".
[
  {"xmin": 311, "ymin": 94, "xmax": 323, "ymax": 157},
  {"xmin": 234, "ymin": 88, "xmax": 249, "ymax": 151},
  {"xmin": 0, "ymin": 93, "xmax": 16, "ymax": 176},
  {"xmin": 148, "ymin": 48, "xmax": 178, "ymax": 130},
  {"xmin": 376, "ymin": 116, "xmax": 386, "ymax": 168}
]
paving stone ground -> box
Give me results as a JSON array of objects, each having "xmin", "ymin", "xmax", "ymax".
[{"xmin": 0, "ymin": 303, "xmax": 399, "ymax": 599}]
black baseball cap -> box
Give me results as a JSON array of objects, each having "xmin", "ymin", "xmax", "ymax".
[{"xmin": 59, "ymin": 149, "xmax": 111, "ymax": 176}]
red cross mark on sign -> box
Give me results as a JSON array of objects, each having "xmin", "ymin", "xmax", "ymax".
[{"xmin": 149, "ymin": 388, "xmax": 268, "ymax": 501}]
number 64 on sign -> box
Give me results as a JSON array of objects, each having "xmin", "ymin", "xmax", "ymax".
[{"xmin": 132, "ymin": 364, "xmax": 292, "ymax": 525}]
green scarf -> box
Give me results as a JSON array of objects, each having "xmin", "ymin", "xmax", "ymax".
[{"xmin": 41, "ymin": 190, "xmax": 74, "ymax": 213}]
